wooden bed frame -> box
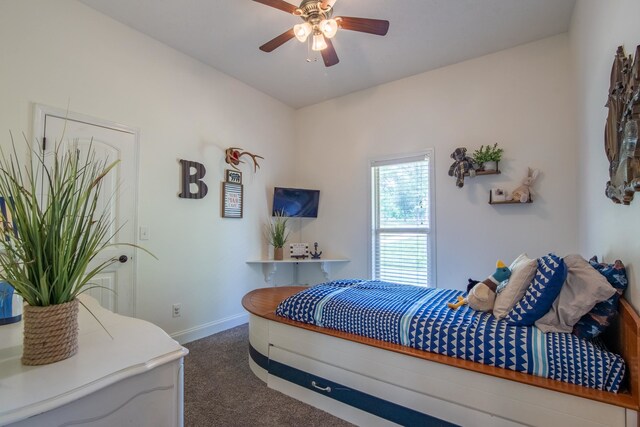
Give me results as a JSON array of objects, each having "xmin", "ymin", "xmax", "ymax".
[{"xmin": 243, "ymin": 286, "xmax": 640, "ymax": 427}]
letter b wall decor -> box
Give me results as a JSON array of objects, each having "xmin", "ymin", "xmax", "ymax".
[{"xmin": 178, "ymin": 159, "xmax": 208, "ymax": 199}]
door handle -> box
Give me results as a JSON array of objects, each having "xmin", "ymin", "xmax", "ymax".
[{"xmin": 118, "ymin": 255, "xmax": 128, "ymax": 263}]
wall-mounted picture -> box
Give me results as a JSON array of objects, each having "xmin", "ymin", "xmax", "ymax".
[
  {"xmin": 225, "ymin": 169, "xmax": 242, "ymax": 184},
  {"xmin": 222, "ymin": 182, "xmax": 243, "ymax": 218}
]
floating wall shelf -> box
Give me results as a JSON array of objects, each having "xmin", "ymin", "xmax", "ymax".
[
  {"xmin": 489, "ymin": 192, "xmax": 533, "ymax": 205},
  {"xmin": 246, "ymin": 258, "xmax": 349, "ymax": 285},
  {"xmin": 464, "ymin": 169, "xmax": 501, "ymax": 177}
]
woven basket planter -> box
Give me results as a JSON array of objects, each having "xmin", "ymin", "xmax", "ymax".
[{"xmin": 22, "ymin": 299, "xmax": 79, "ymax": 365}]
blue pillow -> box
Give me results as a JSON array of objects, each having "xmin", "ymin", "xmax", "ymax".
[
  {"xmin": 504, "ymin": 254, "xmax": 567, "ymax": 326},
  {"xmin": 572, "ymin": 257, "xmax": 627, "ymax": 339}
]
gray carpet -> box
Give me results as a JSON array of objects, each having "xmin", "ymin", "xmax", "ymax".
[{"xmin": 184, "ymin": 324, "xmax": 354, "ymax": 427}]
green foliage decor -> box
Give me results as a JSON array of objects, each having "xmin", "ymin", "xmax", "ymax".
[
  {"xmin": 472, "ymin": 143, "xmax": 504, "ymax": 164},
  {"xmin": 265, "ymin": 210, "xmax": 290, "ymax": 248},
  {"xmin": 0, "ymin": 134, "xmax": 141, "ymax": 307}
]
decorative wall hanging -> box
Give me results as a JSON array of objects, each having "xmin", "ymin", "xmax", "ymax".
[
  {"xmin": 178, "ymin": 159, "xmax": 208, "ymax": 199},
  {"xmin": 222, "ymin": 182, "xmax": 243, "ymax": 218},
  {"xmin": 604, "ymin": 45, "xmax": 640, "ymax": 205},
  {"xmin": 225, "ymin": 147, "xmax": 264, "ymax": 172},
  {"xmin": 226, "ymin": 169, "xmax": 242, "ymax": 184}
]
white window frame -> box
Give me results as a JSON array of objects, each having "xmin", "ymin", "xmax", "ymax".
[{"xmin": 368, "ymin": 150, "xmax": 436, "ymax": 287}]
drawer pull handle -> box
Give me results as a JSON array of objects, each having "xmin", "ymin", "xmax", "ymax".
[{"xmin": 311, "ymin": 381, "xmax": 331, "ymax": 393}]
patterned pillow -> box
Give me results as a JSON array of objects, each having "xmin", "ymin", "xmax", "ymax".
[
  {"xmin": 572, "ymin": 257, "xmax": 628, "ymax": 339},
  {"xmin": 504, "ymin": 253, "xmax": 567, "ymax": 326},
  {"xmin": 493, "ymin": 253, "xmax": 538, "ymax": 319}
]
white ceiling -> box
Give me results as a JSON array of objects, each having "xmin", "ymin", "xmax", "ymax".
[{"xmin": 79, "ymin": 0, "xmax": 576, "ymax": 109}]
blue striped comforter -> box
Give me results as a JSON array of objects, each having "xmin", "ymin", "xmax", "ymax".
[{"xmin": 275, "ymin": 279, "xmax": 625, "ymax": 393}]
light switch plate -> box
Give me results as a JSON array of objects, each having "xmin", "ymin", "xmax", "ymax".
[{"xmin": 139, "ymin": 226, "xmax": 150, "ymax": 241}]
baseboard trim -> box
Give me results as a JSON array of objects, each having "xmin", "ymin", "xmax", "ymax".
[{"xmin": 170, "ymin": 312, "xmax": 248, "ymax": 344}]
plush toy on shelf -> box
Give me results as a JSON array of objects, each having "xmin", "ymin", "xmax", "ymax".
[
  {"xmin": 511, "ymin": 168, "xmax": 540, "ymax": 203},
  {"xmin": 448, "ymin": 147, "xmax": 476, "ymax": 188},
  {"xmin": 448, "ymin": 260, "xmax": 512, "ymax": 312}
]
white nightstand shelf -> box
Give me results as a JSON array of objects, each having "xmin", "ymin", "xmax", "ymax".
[
  {"xmin": 247, "ymin": 258, "xmax": 349, "ymax": 285},
  {"xmin": 0, "ymin": 295, "xmax": 188, "ymax": 427}
]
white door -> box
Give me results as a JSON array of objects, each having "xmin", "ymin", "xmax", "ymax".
[{"xmin": 34, "ymin": 107, "xmax": 138, "ymax": 316}]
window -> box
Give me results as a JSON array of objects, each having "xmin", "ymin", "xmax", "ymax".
[{"xmin": 370, "ymin": 151, "xmax": 434, "ymax": 287}]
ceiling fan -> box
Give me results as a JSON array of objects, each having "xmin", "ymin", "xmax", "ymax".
[{"xmin": 253, "ymin": 0, "xmax": 390, "ymax": 67}]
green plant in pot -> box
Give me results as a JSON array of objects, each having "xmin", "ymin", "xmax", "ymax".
[
  {"xmin": 265, "ymin": 210, "xmax": 290, "ymax": 261},
  {"xmin": 472, "ymin": 143, "xmax": 504, "ymax": 171},
  {"xmin": 0, "ymin": 135, "xmax": 144, "ymax": 365}
]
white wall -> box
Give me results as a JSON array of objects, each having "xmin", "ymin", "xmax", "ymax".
[
  {"xmin": 570, "ymin": 0, "xmax": 640, "ymax": 310},
  {"xmin": 0, "ymin": 0, "xmax": 296, "ymax": 342},
  {"xmin": 294, "ymin": 35, "xmax": 578, "ymax": 289}
]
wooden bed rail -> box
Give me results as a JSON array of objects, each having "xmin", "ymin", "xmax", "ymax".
[
  {"xmin": 606, "ymin": 298, "xmax": 640, "ymax": 410},
  {"xmin": 242, "ymin": 287, "xmax": 640, "ymax": 410}
]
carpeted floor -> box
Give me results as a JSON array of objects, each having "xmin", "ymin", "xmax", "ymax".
[{"xmin": 184, "ymin": 324, "xmax": 354, "ymax": 427}]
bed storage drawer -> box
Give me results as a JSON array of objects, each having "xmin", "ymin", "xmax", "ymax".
[
  {"xmin": 268, "ymin": 321, "xmax": 628, "ymax": 427},
  {"xmin": 267, "ymin": 346, "xmax": 456, "ymax": 426},
  {"xmin": 268, "ymin": 345, "xmax": 518, "ymax": 427}
]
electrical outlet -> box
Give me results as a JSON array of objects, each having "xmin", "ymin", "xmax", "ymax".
[{"xmin": 172, "ymin": 303, "xmax": 181, "ymax": 318}]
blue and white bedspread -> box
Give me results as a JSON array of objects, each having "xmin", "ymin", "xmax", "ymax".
[{"xmin": 275, "ymin": 279, "xmax": 626, "ymax": 393}]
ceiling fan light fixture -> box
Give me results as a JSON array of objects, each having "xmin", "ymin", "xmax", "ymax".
[
  {"xmin": 293, "ymin": 22, "xmax": 312, "ymax": 42},
  {"xmin": 320, "ymin": 19, "xmax": 338, "ymax": 38},
  {"xmin": 311, "ymin": 32, "xmax": 328, "ymax": 51}
]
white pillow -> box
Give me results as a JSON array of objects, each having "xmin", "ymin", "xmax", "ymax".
[
  {"xmin": 493, "ymin": 253, "xmax": 538, "ymax": 319},
  {"xmin": 535, "ymin": 254, "xmax": 616, "ymax": 333}
]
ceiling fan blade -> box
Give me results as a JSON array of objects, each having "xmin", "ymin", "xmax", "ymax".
[
  {"xmin": 259, "ymin": 28, "xmax": 295, "ymax": 52},
  {"xmin": 321, "ymin": 38, "xmax": 339, "ymax": 67},
  {"xmin": 336, "ymin": 16, "xmax": 389, "ymax": 36},
  {"xmin": 253, "ymin": 0, "xmax": 298, "ymax": 14}
]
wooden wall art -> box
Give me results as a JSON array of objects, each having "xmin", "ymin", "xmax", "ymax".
[
  {"xmin": 225, "ymin": 147, "xmax": 264, "ymax": 172},
  {"xmin": 604, "ymin": 45, "xmax": 640, "ymax": 205},
  {"xmin": 178, "ymin": 159, "xmax": 209, "ymax": 199}
]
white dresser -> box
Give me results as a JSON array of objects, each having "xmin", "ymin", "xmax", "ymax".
[{"xmin": 0, "ymin": 296, "xmax": 188, "ymax": 427}]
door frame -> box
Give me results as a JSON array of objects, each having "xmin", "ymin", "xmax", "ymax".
[{"xmin": 32, "ymin": 103, "xmax": 141, "ymax": 316}]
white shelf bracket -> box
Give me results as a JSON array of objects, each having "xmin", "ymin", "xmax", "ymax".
[
  {"xmin": 320, "ymin": 261, "xmax": 331, "ymax": 281},
  {"xmin": 261, "ymin": 262, "xmax": 277, "ymax": 284}
]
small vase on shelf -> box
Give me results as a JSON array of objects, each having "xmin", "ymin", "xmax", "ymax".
[
  {"xmin": 274, "ymin": 247, "xmax": 284, "ymax": 261},
  {"xmin": 482, "ymin": 161, "xmax": 498, "ymax": 171}
]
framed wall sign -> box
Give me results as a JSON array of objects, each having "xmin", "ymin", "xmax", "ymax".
[
  {"xmin": 225, "ymin": 169, "xmax": 242, "ymax": 184},
  {"xmin": 222, "ymin": 182, "xmax": 243, "ymax": 218}
]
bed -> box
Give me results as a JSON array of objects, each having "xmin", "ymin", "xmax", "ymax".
[{"xmin": 242, "ymin": 283, "xmax": 640, "ymax": 427}]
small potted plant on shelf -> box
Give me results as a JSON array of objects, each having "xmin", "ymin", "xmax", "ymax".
[
  {"xmin": 265, "ymin": 210, "xmax": 290, "ymax": 261},
  {"xmin": 472, "ymin": 143, "xmax": 504, "ymax": 171}
]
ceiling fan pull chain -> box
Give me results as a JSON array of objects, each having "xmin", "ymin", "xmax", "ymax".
[{"xmin": 306, "ymin": 37, "xmax": 316, "ymax": 63}]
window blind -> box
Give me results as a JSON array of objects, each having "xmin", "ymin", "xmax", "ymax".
[{"xmin": 371, "ymin": 154, "xmax": 433, "ymax": 286}]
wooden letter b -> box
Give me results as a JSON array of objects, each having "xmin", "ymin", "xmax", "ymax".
[{"xmin": 179, "ymin": 159, "xmax": 208, "ymax": 199}]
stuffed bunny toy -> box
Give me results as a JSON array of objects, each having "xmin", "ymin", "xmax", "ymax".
[{"xmin": 511, "ymin": 168, "xmax": 539, "ymax": 203}]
